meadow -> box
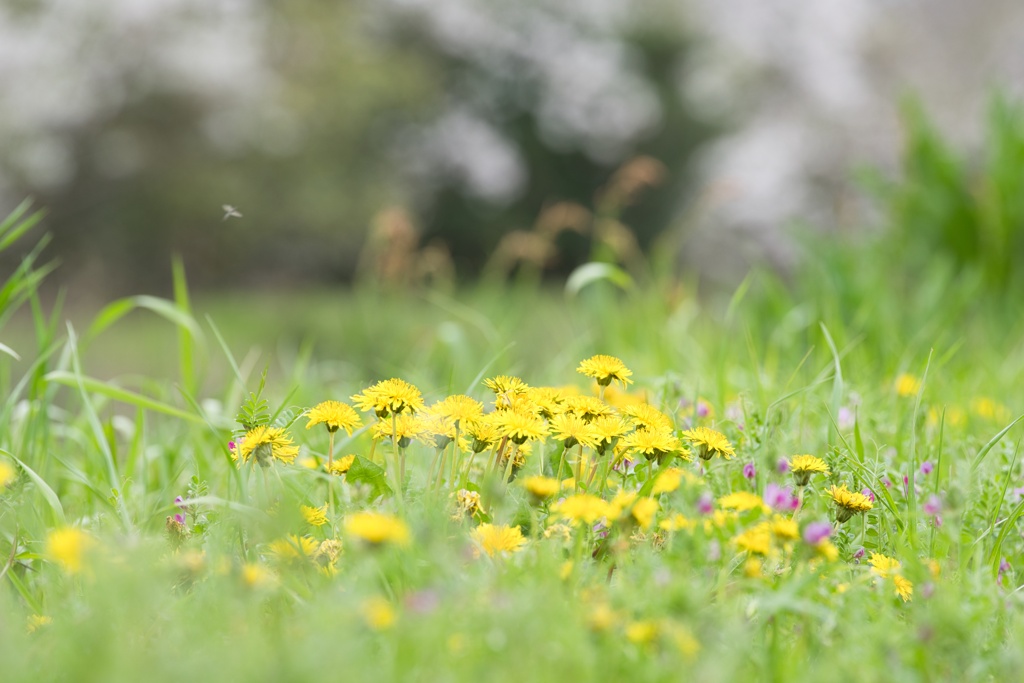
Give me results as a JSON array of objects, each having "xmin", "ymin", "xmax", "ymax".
[{"xmin": 4, "ymin": 99, "xmax": 1024, "ymax": 683}]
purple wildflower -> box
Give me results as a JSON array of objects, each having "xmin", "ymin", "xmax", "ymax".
[
  {"xmin": 1000, "ymin": 558, "xmax": 1011, "ymax": 574},
  {"xmin": 697, "ymin": 401, "xmax": 711, "ymax": 418},
  {"xmin": 923, "ymin": 494, "xmax": 942, "ymax": 516},
  {"xmin": 882, "ymin": 476, "xmax": 893, "ymax": 489},
  {"xmin": 776, "ymin": 458, "xmax": 790, "ymax": 474},
  {"xmin": 853, "ymin": 547, "xmax": 865, "ymax": 561},
  {"xmin": 763, "ymin": 483, "xmax": 799, "ymax": 512},
  {"xmin": 173, "ymin": 513, "xmax": 186, "ymax": 524},
  {"xmin": 920, "ymin": 461, "xmax": 934, "ymax": 476},
  {"xmin": 838, "ymin": 406, "xmax": 855, "ymax": 431},
  {"xmin": 860, "ymin": 487, "xmax": 876, "ymax": 503},
  {"xmin": 743, "ymin": 462, "xmax": 756, "ymax": 480},
  {"xmin": 697, "ymin": 492, "xmax": 714, "ymax": 516},
  {"xmin": 803, "ymin": 521, "xmax": 833, "ymax": 545}
]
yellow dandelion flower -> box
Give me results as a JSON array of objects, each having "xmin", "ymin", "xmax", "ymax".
[
  {"xmin": 0, "ymin": 459, "xmax": 15, "ymax": 488},
  {"xmin": 552, "ymin": 494, "xmax": 612, "ymax": 525},
  {"xmin": 549, "ymin": 412, "xmax": 600, "ymax": 449},
  {"xmin": 434, "ymin": 394, "xmax": 485, "ymax": 429},
  {"xmin": 314, "ymin": 539, "xmax": 343, "ymax": 574},
  {"xmin": 27, "ymin": 615, "xmax": 52, "ymax": 633},
  {"xmin": 971, "ymin": 397, "xmax": 1011, "ymax": 422},
  {"xmin": 895, "ymin": 373, "xmax": 921, "ymax": 397},
  {"xmin": 361, "ymin": 596, "xmax": 397, "ymax": 630},
  {"xmin": 470, "ymin": 523, "xmax": 527, "ymax": 557},
  {"xmin": 560, "ymin": 395, "xmax": 614, "ymax": 422},
  {"xmin": 626, "ymin": 620, "xmax": 659, "ymax": 645},
  {"xmin": 238, "ymin": 426, "xmax": 300, "ymax": 467},
  {"xmin": 659, "ymin": 513, "xmax": 696, "ymax": 532},
  {"xmin": 240, "ymin": 562, "xmax": 276, "ymax": 588},
  {"xmin": 734, "ymin": 523, "xmax": 773, "ymax": 556},
  {"xmin": 623, "ymin": 403, "xmax": 673, "ymax": 431},
  {"xmin": 769, "ymin": 516, "xmax": 799, "ymax": 541},
  {"xmin": 826, "ymin": 484, "xmax": 873, "ymax": 523},
  {"xmin": 744, "ymin": 557, "xmax": 763, "ymax": 577},
  {"xmin": 453, "ymin": 489, "xmax": 483, "ymax": 519},
  {"xmin": 370, "ymin": 413, "xmax": 426, "ymax": 446},
  {"xmin": 718, "ymin": 491, "xmax": 767, "ymax": 513},
  {"xmin": 526, "ymin": 386, "xmax": 570, "ymax": 418},
  {"xmin": 789, "ymin": 454, "xmax": 830, "ymax": 486},
  {"xmin": 816, "ymin": 540, "xmax": 839, "ymax": 562},
  {"xmin": 351, "ymin": 378, "xmax": 424, "ymax": 418},
  {"xmin": 45, "ymin": 527, "xmax": 95, "ymax": 574},
  {"xmin": 682, "ymin": 426, "xmax": 734, "ymax": 461},
  {"xmin": 630, "ymin": 497, "xmax": 659, "ymax": 529},
  {"xmin": 466, "ymin": 412, "xmax": 504, "ymax": 452},
  {"xmin": 620, "ymin": 427, "xmax": 686, "ymax": 463},
  {"xmin": 494, "ymin": 408, "xmax": 548, "ymax": 444},
  {"xmin": 301, "ymin": 504, "xmax": 329, "ymax": 527},
  {"xmin": 587, "ymin": 603, "xmax": 617, "ymax": 632},
  {"xmin": 345, "ymin": 511, "xmax": 411, "ymax": 546},
  {"xmin": 664, "ymin": 621, "xmax": 700, "ymax": 660},
  {"xmin": 652, "ymin": 467, "xmax": 683, "ymax": 495},
  {"xmin": 328, "ymin": 454, "xmax": 357, "ymax": 475},
  {"xmin": 893, "ymin": 575, "xmax": 914, "ymax": 602},
  {"xmin": 522, "ymin": 475, "xmax": 561, "ymax": 501},
  {"xmin": 590, "ymin": 413, "xmax": 630, "ymax": 453},
  {"xmin": 868, "ymin": 552, "xmax": 902, "ymax": 578},
  {"xmin": 577, "ymin": 354, "xmax": 634, "ymax": 388},
  {"xmin": 305, "ymin": 400, "xmax": 362, "ymax": 434},
  {"xmin": 269, "ymin": 535, "xmax": 319, "ymax": 563},
  {"xmin": 484, "ymin": 375, "xmax": 530, "ymax": 408}
]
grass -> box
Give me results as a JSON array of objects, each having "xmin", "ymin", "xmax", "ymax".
[{"xmin": 4, "ymin": 203, "xmax": 1024, "ymax": 682}]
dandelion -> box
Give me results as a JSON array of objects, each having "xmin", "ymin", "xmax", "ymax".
[
  {"xmin": 522, "ymin": 475, "xmax": 560, "ymax": 502},
  {"xmin": 652, "ymin": 468, "xmax": 683, "ymax": 495},
  {"xmin": 301, "ymin": 504, "xmax": 329, "ymax": 527},
  {"xmin": 361, "ymin": 596, "xmax": 398, "ymax": 630},
  {"xmin": 45, "ymin": 527, "xmax": 95, "ymax": 574},
  {"xmin": 788, "ymin": 455, "xmax": 830, "ymax": 486},
  {"xmin": 328, "ymin": 454, "xmax": 357, "ymax": 475},
  {"xmin": 561, "ymin": 395, "xmax": 613, "ymax": 422},
  {"xmin": 630, "ymin": 497, "xmax": 659, "ymax": 529},
  {"xmin": 577, "ymin": 354, "xmax": 633, "ymax": 388},
  {"xmin": 734, "ymin": 524, "xmax": 772, "ymax": 556},
  {"xmin": 870, "ymin": 553, "xmax": 913, "ymax": 601},
  {"xmin": 0, "ymin": 459, "xmax": 15, "ymax": 488},
  {"xmin": 470, "ymin": 523, "xmax": 527, "ymax": 557},
  {"xmin": 484, "ymin": 375, "xmax": 530, "ymax": 408},
  {"xmin": 718, "ymin": 491, "xmax": 767, "ymax": 513},
  {"xmin": 552, "ymin": 494, "xmax": 612, "ymax": 525},
  {"xmin": 370, "ymin": 413, "xmax": 425, "ymax": 447},
  {"xmin": 549, "ymin": 412, "xmax": 600, "ymax": 449},
  {"xmin": 621, "ymin": 427, "xmax": 686, "ymax": 464},
  {"xmin": 622, "ymin": 403, "xmax": 672, "ymax": 431},
  {"xmin": 269, "ymin": 535, "xmax": 319, "ymax": 564},
  {"xmin": 314, "ymin": 539, "xmax": 342, "ymax": 574},
  {"xmin": 345, "ymin": 512, "xmax": 411, "ymax": 547},
  {"xmin": 625, "ymin": 620, "xmax": 658, "ymax": 645},
  {"xmin": 26, "ymin": 615, "xmax": 52, "ymax": 633},
  {"xmin": 453, "ymin": 489, "xmax": 483, "ymax": 519},
  {"xmin": 590, "ymin": 414, "xmax": 630, "ymax": 454},
  {"xmin": 434, "ymin": 394, "xmax": 484, "ymax": 429},
  {"xmin": 895, "ymin": 374, "xmax": 921, "ymax": 397},
  {"xmin": 682, "ymin": 427, "xmax": 734, "ymax": 461},
  {"xmin": 240, "ymin": 563, "xmax": 276, "ymax": 589},
  {"xmin": 351, "ymin": 378, "xmax": 424, "ymax": 418},
  {"xmin": 893, "ymin": 575, "xmax": 914, "ymax": 602},
  {"xmin": 306, "ymin": 400, "xmax": 362, "ymax": 434},
  {"xmin": 495, "ymin": 408, "xmax": 548, "ymax": 445},
  {"xmin": 237, "ymin": 426, "xmax": 300, "ymax": 467},
  {"xmin": 826, "ymin": 484, "xmax": 874, "ymax": 523}
]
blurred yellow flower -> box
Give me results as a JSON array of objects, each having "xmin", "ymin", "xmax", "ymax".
[
  {"xmin": 361, "ymin": 596, "xmax": 397, "ymax": 630},
  {"xmin": 345, "ymin": 511, "xmax": 411, "ymax": 546},
  {"xmin": 328, "ymin": 454, "xmax": 357, "ymax": 475},
  {"xmin": 269, "ymin": 535, "xmax": 319, "ymax": 563},
  {"xmin": 718, "ymin": 491, "xmax": 767, "ymax": 513},
  {"xmin": 26, "ymin": 615, "xmax": 52, "ymax": 633},
  {"xmin": 470, "ymin": 523, "xmax": 527, "ymax": 557},
  {"xmin": 734, "ymin": 524, "xmax": 772, "ymax": 556},
  {"xmin": 552, "ymin": 494, "xmax": 612, "ymax": 525},
  {"xmin": 651, "ymin": 467, "xmax": 683, "ymax": 494},
  {"xmin": 895, "ymin": 374, "xmax": 921, "ymax": 397},
  {"xmin": 241, "ymin": 563, "xmax": 277, "ymax": 589},
  {"xmin": 522, "ymin": 475, "xmax": 561, "ymax": 501},
  {"xmin": 0, "ymin": 459, "xmax": 15, "ymax": 488},
  {"xmin": 45, "ymin": 527, "xmax": 95, "ymax": 574}
]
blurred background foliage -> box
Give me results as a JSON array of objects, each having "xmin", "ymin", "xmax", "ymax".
[{"xmin": 0, "ymin": 1, "xmax": 713, "ymax": 297}]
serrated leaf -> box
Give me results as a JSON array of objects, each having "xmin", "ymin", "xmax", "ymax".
[{"xmin": 346, "ymin": 456, "xmax": 392, "ymax": 501}]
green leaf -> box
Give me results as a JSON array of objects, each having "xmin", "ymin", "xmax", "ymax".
[
  {"xmin": 85, "ymin": 294, "xmax": 202, "ymax": 344},
  {"xmin": 2, "ymin": 450, "xmax": 65, "ymax": 525},
  {"xmin": 971, "ymin": 413, "xmax": 1024, "ymax": 471},
  {"xmin": 345, "ymin": 456, "xmax": 392, "ymax": 501},
  {"xmin": 44, "ymin": 371, "xmax": 205, "ymax": 424},
  {"xmin": 565, "ymin": 262, "xmax": 634, "ymax": 297}
]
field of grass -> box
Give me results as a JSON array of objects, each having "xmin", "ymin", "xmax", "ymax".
[{"xmin": 3, "ymin": 194, "xmax": 1024, "ymax": 683}]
